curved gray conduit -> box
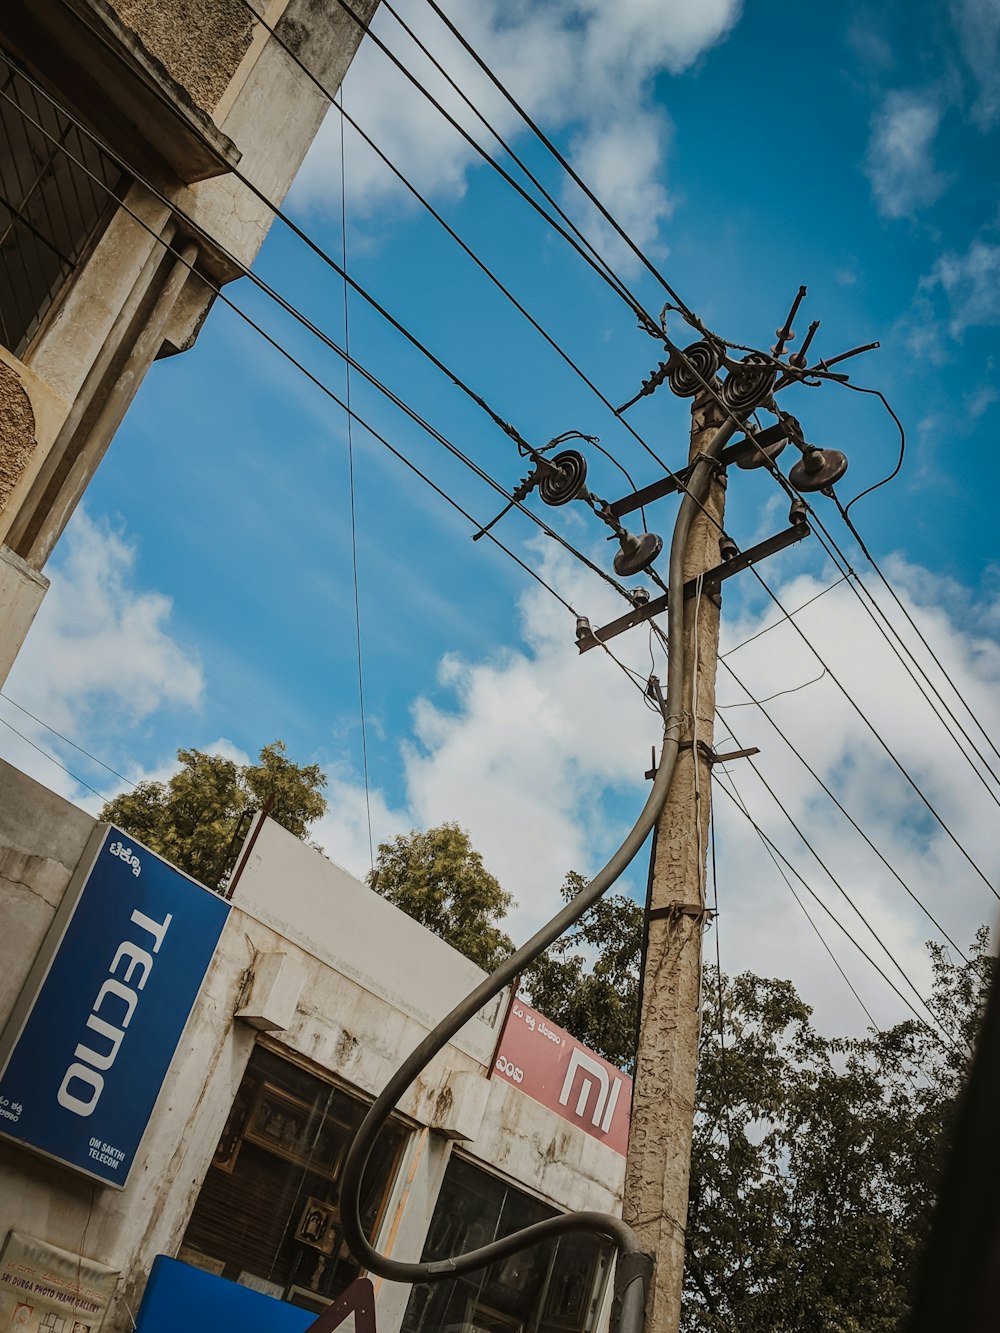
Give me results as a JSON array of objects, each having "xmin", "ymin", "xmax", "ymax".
[{"xmin": 340, "ymin": 414, "xmax": 741, "ymax": 1333}]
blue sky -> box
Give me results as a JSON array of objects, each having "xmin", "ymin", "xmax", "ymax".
[{"xmin": 5, "ymin": 0, "xmax": 1000, "ymax": 1036}]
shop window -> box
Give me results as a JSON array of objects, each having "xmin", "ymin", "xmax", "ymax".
[
  {"xmin": 180, "ymin": 1045, "xmax": 408, "ymax": 1316},
  {"xmin": 0, "ymin": 49, "xmax": 125, "ymax": 358},
  {"xmin": 402, "ymin": 1156, "xmax": 612, "ymax": 1333}
]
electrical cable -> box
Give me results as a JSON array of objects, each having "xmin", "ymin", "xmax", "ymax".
[
  {"xmin": 800, "ymin": 501, "xmax": 1000, "ymax": 810},
  {"xmin": 715, "ymin": 711, "xmax": 969, "ymax": 1045},
  {"xmin": 716, "ymin": 667, "xmax": 827, "ymax": 709},
  {"xmin": 832, "ymin": 492, "xmax": 1000, "ymax": 773},
  {"xmin": 717, "ymin": 656, "xmax": 969, "ymax": 961},
  {"xmin": 415, "ymin": 0, "xmax": 696, "ymax": 321},
  {"xmin": 338, "ymin": 408, "xmax": 748, "ymax": 1320},
  {"xmin": 720, "ymin": 776, "xmax": 881, "ymax": 1033},
  {"xmin": 739, "ymin": 549, "xmax": 1000, "ymax": 902},
  {"xmin": 712, "ymin": 770, "xmax": 962, "ymax": 1055},
  {"xmin": 0, "ymin": 691, "xmax": 135, "ymax": 787},
  {"xmin": 837, "ymin": 380, "xmax": 907, "ymax": 513},
  {"xmin": 377, "ymin": 0, "xmax": 641, "ymax": 311},
  {"xmin": 243, "ymin": 0, "xmax": 655, "ymax": 332},
  {"xmin": 0, "ymin": 715, "xmax": 111, "ymax": 802},
  {"xmin": 720, "ymin": 575, "xmax": 848, "ymax": 659},
  {"xmin": 231, "ymin": 0, "xmax": 678, "ymax": 498},
  {"xmin": 1, "ymin": 77, "xmax": 632, "ymax": 609},
  {"xmin": 338, "ymin": 87, "xmax": 375, "ymax": 875}
]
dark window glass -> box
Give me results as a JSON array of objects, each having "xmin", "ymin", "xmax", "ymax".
[
  {"xmin": 0, "ymin": 49, "xmax": 125, "ymax": 358},
  {"xmin": 402, "ymin": 1156, "xmax": 612, "ymax": 1333},
  {"xmin": 180, "ymin": 1045, "xmax": 407, "ymax": 1315}
]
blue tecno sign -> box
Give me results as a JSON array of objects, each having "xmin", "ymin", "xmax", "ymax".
[{"xmin": 0, "ymin": 825, "xmax": 230, "ymax": 1187}]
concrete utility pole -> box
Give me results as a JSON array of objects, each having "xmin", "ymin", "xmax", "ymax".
[{"xmin": 622, "ymin": 387, "xmax": 728, "ymax": 1333}]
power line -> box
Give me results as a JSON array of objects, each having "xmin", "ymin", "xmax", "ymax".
[
  {"xmin": 720, "ymin": 575, "xmax": 848, "ymax": 659},
  {"xmin": 415, "ymin": 0, "xmax": 696, "ymax": 320},
  {"xmin": 233, "ymin": 0, "xmax": 681, "ymax": 497},
  {"xmin": 722, "ymin": 773, "xmax": 880, "ymax": 1031},
  {"xmin": 263, "ymin": 0, "xmax": 660, "ymax": 332},
  {"xmin": 833, "ymin": 491, "xmax": 1000, "ymax": 773},
  {"xmin": 710, "ymin": 711, "xmax": 968, "ymax": 1041},
  {"xmin": 713, "ymin": 769, "xmax": 962, "ymax": 1055},
  {"xmin": 0, "ymin": 714, "xmax": 111, "ymax": 803},
  {"xmin": 740, "ymin": 547, "xmax": 1000, "ymax": 902},
  {"xmin": 718, "ymin": 656, "xmax": 969, "ymax": 961},
  {"xmin": 800, "ymin": 502, "xmax": 1000, "ymax": 809},
  {"xmin": 338, "ymin": 87, "xmax": 375, "ymax": 876},
  {"xmin": 2, "ymin": 75, "xmax": 631, "ymax": 608},
  {"xmin": 0, "ymin": 691, "xmax": 135, "ymax": 787}
]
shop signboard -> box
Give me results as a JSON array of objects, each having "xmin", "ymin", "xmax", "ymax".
[
  {"xmin": 0, "ymin": 1228, "xmax": 119, "ymax": 1331},
  {"xmin": 0, "ymin": 825, "xmax": 230, "ymax": 1187},
  {"xmin": 492, "ymin": 998, "xmax": 632, "ymax": 1155}
]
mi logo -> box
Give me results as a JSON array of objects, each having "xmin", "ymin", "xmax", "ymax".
[{"xmin": 558, "ymin": 1049, "xmax": 623, "ymax": 1134}]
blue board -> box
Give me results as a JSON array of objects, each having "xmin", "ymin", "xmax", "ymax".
[
  {"xmin": 135, "ymin": 1258, "xmax": 316, "ymax": 1333},
  {"xmin": 0, "ymin": 825, "xmax": 230, "ymax": 1186}
]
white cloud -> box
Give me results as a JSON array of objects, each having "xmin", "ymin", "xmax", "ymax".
[
  {"xmin": 291, "ymin": 0, "xmax": 743, "ymax": 266},
  {"xmin": 307, "ymin": 539, "xmax": 1000, "ymax": 1039},
  {"xmin": 952, "ymin": 0, "xmax": 1000, "ymax": 129},
  {"xmin": 864, "ymin": 89, "xmax": 949, "ymax": 218},
  {"xmin": 0, "ymin": 510, "xmax": 203, "ymax": 805},
  {"xmin": 923, "ymin": 235, "xmax": 1000, "ymax": 335}
]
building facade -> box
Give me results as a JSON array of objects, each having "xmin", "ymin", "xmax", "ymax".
[
  {"xmin": 0, "ymin": 0, "xmax": 375, "ymax": 684},
  {"xmin": 0, "ymin": 758, "xmax": 631, "ymax": 1333}
]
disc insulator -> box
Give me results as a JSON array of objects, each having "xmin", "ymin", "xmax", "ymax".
[
  {"xmin": 722, "ymin": 354, "xmax": 775, "ymax": 413},
  {"xmin": 538, "ymin": 450, "xmax": 588, "ymax": 506},
  {"xmin": 667, "ymin": 340, "xmax": 721, "ymax": 398}
]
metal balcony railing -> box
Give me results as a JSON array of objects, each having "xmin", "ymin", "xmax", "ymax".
[{"xmin": 0, "ymin": 50, "xmax": 126, "ymax": 359}]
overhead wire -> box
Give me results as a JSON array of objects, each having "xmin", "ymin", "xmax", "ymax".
[
  {"xmin": 737, "ymin": 542, "xmax": 1000, "ymax": 902},
  {"xmin": 266, "ymin": 0, "xmax": 659, "ymax": 331},
  {"xmin": 0, "ymin": 715, "xmax": 111, "ymax": 803},
  {"xmin": 338, "ymin": 86, "xmax": 375, "ymax": 874},
  {"xmin": 712, "ymin": 770, "xmax": 963, "ymax": 1056},
  {"xmin": 717, "ymin": 655, "xmax": 969, "ymax": 961},
  {"xmin": 714, "ymin": 710, "xmax": 970, "ymax": 1046},
  {"xmin": 719, "ymin": 774, "xmax": 882, "ymax": 1033},
  {"xmin": 415, "ymin": 0, "xmax": 696, "ymax": 320},
  {"xmin": 833, "ymin": 491, "xmax": 1000, "ymax": 772},
  {"xmin": 797, "ymin": 498, "xmax": 1000, "ymax": 803},
  {"xmin": 1, "ymin": 74, "xmax": 633, "ymax": 609},
  {"xmin": 0, "ymin": 691, "xmax": 135, "ymax": 788}
]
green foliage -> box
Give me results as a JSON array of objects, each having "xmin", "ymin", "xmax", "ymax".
[
  {"xmin": 367, "ymin": 823, "xmax": 514, "ymax": 971},
  {"xmin": 522, "ymin": 872, "xmax": 643, "ymax": 1070},
  {"xmin": 683, "ymin": 930, "xmax": 993, "ymax": 1332},
  {"xmin": 99, "ymin": 740, "xmax": 327, "ymax": 887},
  {"xmin": 364, "ymin": 815, "xmax": 992, "ymax": 1329}
]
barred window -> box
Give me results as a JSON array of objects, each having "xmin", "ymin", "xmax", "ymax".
[
  {"xmin": 0, "ymin": 49, "xmax": 125, "ymax": 358},
  {"xmin": 403, "ymin": 1155, "xmax": 613, "ymax": 1333},
  {"xmin": 179, "ymin": 1044, "xmax": 408, "ymax": 1317}
]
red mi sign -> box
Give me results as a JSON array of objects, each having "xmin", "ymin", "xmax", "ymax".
[{"xmin": 492, "ymin": 1000, "xmax": 631, "ymax": 1155}]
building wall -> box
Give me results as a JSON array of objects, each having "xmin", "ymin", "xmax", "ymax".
[
  {"xmin": 0, "ymin": 761, "xmax": 626, "ymax": 1332},
  {"xmin": 0, "ymin": 0, "xmax": 377, "ymax": 681}
]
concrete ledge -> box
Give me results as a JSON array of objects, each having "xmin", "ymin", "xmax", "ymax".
[{"xmin": 0, "ymin": 545, "xmax": 48, "ymax": 688}]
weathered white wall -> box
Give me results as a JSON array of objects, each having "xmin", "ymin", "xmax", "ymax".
[{"xmin": 0, "ymin": 770, "xmax": 625, "ymax": 1332}]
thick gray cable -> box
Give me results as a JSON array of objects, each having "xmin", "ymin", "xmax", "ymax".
[{"xmin": 339, "ymin": 414, "xmax": 741, "ymax": 1322}]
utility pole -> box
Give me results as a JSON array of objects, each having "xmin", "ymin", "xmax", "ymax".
[{"xmin": 622, "ymin": 385, "xmax": 728, "ymax": 1333}]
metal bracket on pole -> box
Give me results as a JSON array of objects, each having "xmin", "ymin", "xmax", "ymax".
[
  {"xmin": 576, "ymin": 520, "xmax": 811, "ymax": 652},
  {"xmin": 609, "ymin": 422, "xmax": 790, "ymax": 518},
  {"xmin": 647, "ymin": 904, "xmax": 718, "ymax": 923}
]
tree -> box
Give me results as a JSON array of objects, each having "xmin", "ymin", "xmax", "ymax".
[
  {"xmin": 683, "ymin": 931, "xmax": 992, "ymax": 1333},
  {"xmin": 516, "ymin": 876, "xmax": 990, "ymax": 1329},
  {"xmin": 522, "ymin": 872, "xmax": 643, "ymax": 1070},
  {"xmin": 99, "ymin": 740, "xmax": 327, "ymax": 886},
  {"xmin": 367, "ymin": 823, "xmax": 514, "ymax": 971}
]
